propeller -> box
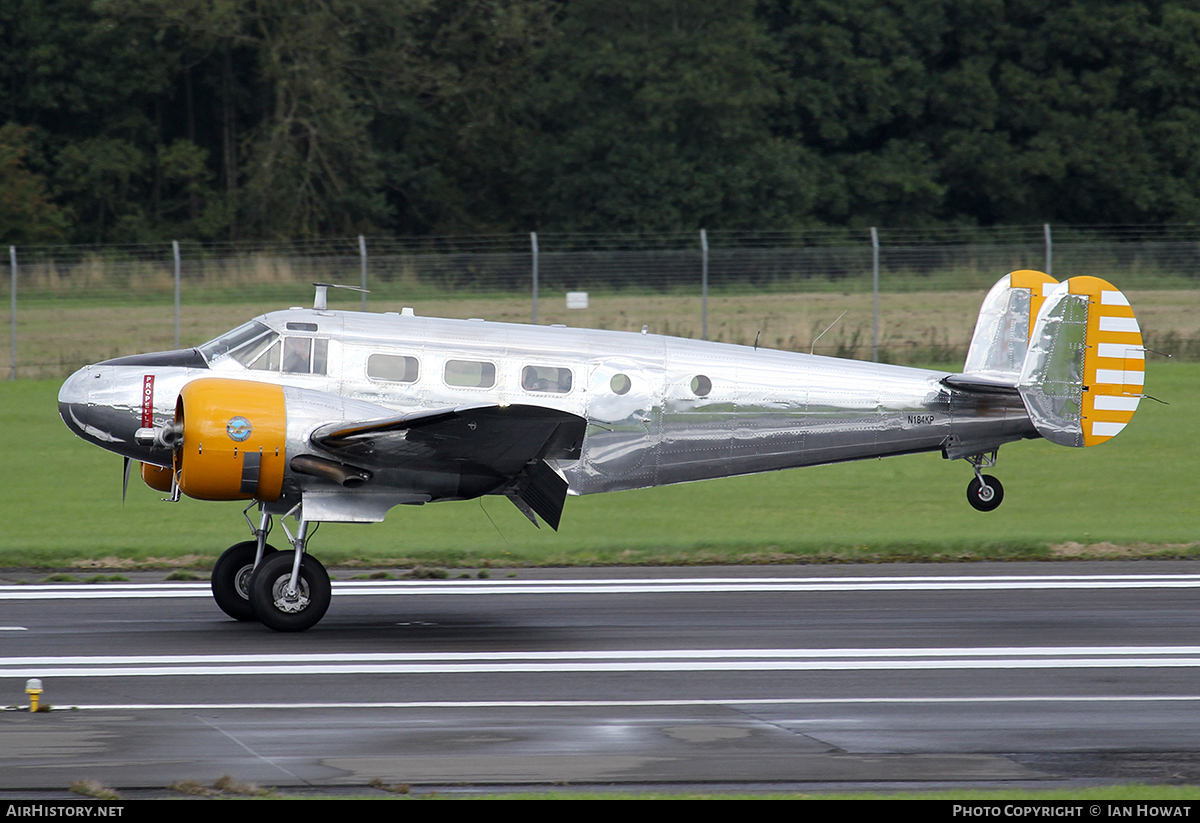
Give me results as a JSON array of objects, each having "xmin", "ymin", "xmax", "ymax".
[{"xmin": 122, "ymin": 456, "xmax": 131, "ymax": 504}]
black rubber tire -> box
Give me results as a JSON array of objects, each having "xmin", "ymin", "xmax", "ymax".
[
  {"xmin": 211, "ymin": 541, "xmax": 278, "ymax": 621},
  {"xmin": 966, "ymin": 474, "xmax": 1004, "ymax": 512},
  {"xmin": 248, "ymin": 551, "xmax": 331, "ymax": 632}
]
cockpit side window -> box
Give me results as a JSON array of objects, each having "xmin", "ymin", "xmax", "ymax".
[
  {"xmin": 312, "ymin": 339, "xmax": 328, "ymax": 375},
  {"xmin": 230, "ymin": 331, "xmax": 280, "ymax": 369},
  {"xmin": 244, "ymin": 337, "xmax": 281, "ymax": 371},
  {"xmin": 199, "ymin": 323, "xmax": 327, "ymax": 374},
  {"xmin": 283, "ymin": 337, "xmax": 310, "ymax": 373},
  {"xmin": 283, "ymin": 337, "xmax": 329, "ymax": 375}
]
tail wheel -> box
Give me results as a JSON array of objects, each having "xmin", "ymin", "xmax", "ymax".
[
  {"xmin": 248, "ymin": 551, "xmax": 331, "ymax": 632},
  {"xmin": 212, "ymin": 541, "xmax": 277, "ymax": 621},
  {"xmin": 967, "ymin": 474, "xmax": 1004, "ymax": 512}
]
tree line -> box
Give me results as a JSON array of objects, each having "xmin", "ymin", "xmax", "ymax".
[{"xmin": 2, "ymin": 0, "xmax": 1197, "ymax": 244}]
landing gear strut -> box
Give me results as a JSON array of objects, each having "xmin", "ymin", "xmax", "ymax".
[
  {"xmin": 965, "ymin": 450, "xmax": 1004, "ymax": 512},
  {"xmin": 247, "ymin": 508, "xmax": 331, "ymax": 632}
]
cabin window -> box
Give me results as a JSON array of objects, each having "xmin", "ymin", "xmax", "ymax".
[
  {"xmin": 690, "ymin": 375, "xmax": 712, "ymax": 397},
  {"xmin": 610, "ymin": 374, "xmax": 632, "ymax": 395},
  {"xmin": 445, "ymin": 359, "xmax": 496, "ymax": 388},
  {"xmin": 368, "ymin": 353, "xmax": 419, "ymax": 383},
  {"xmin": 522, "ymin": 365, "xmax": 573, "ymax": 394}
]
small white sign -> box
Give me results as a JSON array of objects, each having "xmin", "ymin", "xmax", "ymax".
[{"xmin": 566, "ymin": 291, "xmax": 589, "ymax": 309}]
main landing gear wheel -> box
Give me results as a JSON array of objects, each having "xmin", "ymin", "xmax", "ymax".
[
  {"xmin": 211, "ymin": 541, "xmax": 278, "ymax": 621},
  {"xmin": 248, "ymin": 551, "xmax": 331, "ymax": 632},
  {"xmin": 966, "ymin": 474, "xmax": 1004, "ymax": 512}
]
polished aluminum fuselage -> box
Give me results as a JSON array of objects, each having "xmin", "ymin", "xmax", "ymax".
[{"xmin": 59, "ymin": 308, "xmax": 1037, "ymax": 502}]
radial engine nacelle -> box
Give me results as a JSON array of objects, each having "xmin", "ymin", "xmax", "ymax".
[{"xmin": 136, "ymin": 377, "xmax": 378, "ymax": 503}]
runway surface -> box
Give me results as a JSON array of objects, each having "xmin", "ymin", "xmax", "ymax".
[{"xmin": 1, "ymin": 561, "xmax": 1199, "ymax": 794}]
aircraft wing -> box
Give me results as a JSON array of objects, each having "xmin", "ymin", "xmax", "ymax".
[
  {"xmin": 311, "ymin": 404, "xmax": 586, "ymax": 472},
  {"xmin": 309, "ymin": 404, "xmax": 587, "ymax": 529}
]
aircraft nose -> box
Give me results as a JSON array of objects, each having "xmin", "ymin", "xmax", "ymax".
[
  {"xmin": 58, "ymin": 364, "xmax": 158, "ymax": 458},
  {"xmin": 58, "ymin": 365, "xmax": 94, "ymax": 438}
]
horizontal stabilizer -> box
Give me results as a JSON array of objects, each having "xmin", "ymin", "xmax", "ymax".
[{"xmin": 940, "ymin": 373, "xmax": 1020, "ymax": 396}]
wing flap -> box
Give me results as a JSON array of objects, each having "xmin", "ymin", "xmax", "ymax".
[{"xmin": 505, "ymin": 459, "xmax": 570, "ymax": 531}]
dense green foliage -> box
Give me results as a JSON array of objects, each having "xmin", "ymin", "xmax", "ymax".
[{"xmin": 2, "ymin": 0, "xmax": 1198, "ymax": 242}]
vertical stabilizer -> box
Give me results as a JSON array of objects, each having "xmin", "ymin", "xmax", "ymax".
[
  {"xmin": 964, "ymin": 270, "xmax": 1059, "ymax": 381},
  {"xmin": 1017, "ymin": 276, "xmax": 1144, "ymax": 447}
]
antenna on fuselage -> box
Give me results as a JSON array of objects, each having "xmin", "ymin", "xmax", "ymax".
[
  {"xmin": 810, "ymin": 310, "xmax": 848, "ymax": 355},
  {"xmin": 312, "ymin": 282, "xmax": 370, "ymax": 311}
]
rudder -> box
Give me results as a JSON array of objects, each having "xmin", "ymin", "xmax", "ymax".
[{"xmin": 1017, "ymin": 276, "xmax": 1144, "ymax": 447}]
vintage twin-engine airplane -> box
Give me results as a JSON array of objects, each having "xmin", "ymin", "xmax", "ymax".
[{"xmin": 58, "ymin": 271, "xmax": 1146, "ymax": 631}]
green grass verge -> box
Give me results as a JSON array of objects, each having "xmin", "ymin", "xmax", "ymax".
[{"xmin": 3, "ymin": 362, "xmax": 1196, "ymax": 568}]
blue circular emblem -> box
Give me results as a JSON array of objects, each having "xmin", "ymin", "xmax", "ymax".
[{"xmin": 227, "ymin": 416, "xmax": 253, "ymax": 442}]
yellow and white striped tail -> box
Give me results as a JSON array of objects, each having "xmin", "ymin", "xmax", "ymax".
[
  {"xmin": 1017, "ymin": 275, "xmax": 1144, "ymax": 448},
  {"xmin": 1075, "ymin": 276, "xmax": 1144, "ymax": 445}
]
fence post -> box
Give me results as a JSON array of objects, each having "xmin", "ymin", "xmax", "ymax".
[
  {"xmin": 359, "ymin": 235, "xmax": 368, "ymax": 310},
  {"xmin": 173, "ymin": 240, "xmax": 181, "ymax": 349},
  {"xmin": 530, "ymin": 231, "xmax": 539, "ymax": 325},
  {"xmin": 871, "ymin": 227, "xmax": 880, "ymax": 361},
  {"xmin": 1044, "ymin": 223, "xmax": 1052, "ymax": 278},
  {"xmin": 8, "ymin": 245, "xmax": 15, "ymax": 380},
  {"xmin": 700, "ymin": 229, "xmax": 709, "ymax": 341}
]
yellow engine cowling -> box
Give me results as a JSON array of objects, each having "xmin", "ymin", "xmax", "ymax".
[{"xmin": 174, "ymin": 378, "xmax": 286, "ymax": 501}]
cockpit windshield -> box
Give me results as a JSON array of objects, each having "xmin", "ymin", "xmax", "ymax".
[{"xmin": 197, "ymin": 321, "xmax": 273, "ymax": 364}]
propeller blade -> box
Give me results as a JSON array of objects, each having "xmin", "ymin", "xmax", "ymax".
[{"xmin": 122, "ymin": 456, "xmax": 131, "ymax": 504}]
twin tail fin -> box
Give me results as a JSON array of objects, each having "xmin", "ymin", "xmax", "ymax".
[{"xmin": 954, "ymin": 270, "xmax": 1145, "ymax": 448}]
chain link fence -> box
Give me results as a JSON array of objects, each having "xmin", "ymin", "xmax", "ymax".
[{"xmin": 5, "ymin": 225, "xmax": 1199, "ymax": 378}]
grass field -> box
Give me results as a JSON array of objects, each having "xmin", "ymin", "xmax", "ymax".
[{"xmin": 1, "ymin": 359, "xmax": 1195, "ymax": 569}]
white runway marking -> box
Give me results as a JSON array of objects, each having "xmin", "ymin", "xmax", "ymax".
[
  {"xmin": 36, "ymin": 695, "xmax": 1200, "ymax": 712},
  {"xmin": 5, "ymin": 646, "xmax": 1200, "ymax": 678},
  {"xmin": 4, "ymin": 573, "xmax": 1200, "ymax": 600}
]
